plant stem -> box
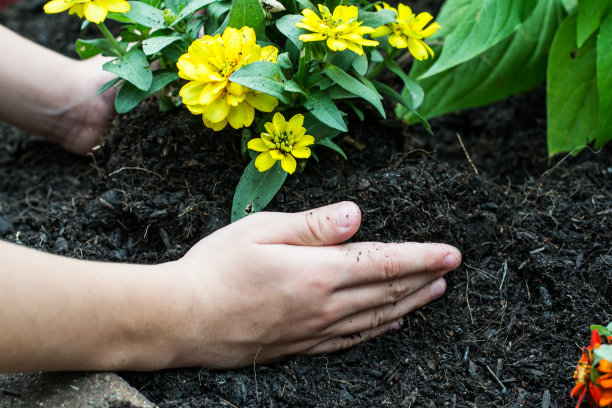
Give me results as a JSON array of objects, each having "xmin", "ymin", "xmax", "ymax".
[{"xmin": 96, "ymin": 22, "xmax": 126, "ymax": 57}]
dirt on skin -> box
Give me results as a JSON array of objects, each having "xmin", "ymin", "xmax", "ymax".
[{"xmin": 1, "ymin": 1, "xmax": 611, "ymax": 407}]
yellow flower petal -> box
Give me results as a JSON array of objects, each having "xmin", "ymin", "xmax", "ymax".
[
  {"xmin": 245, "ymin": 92, "xmax": 278, "ymax": 112},
  {"xmin": 287, "ymin": 114, "xmax": 304, "ymax": 130},
  {"xmin": 291, "ymin": 146, "xmax": 311, "ymax": 159},
  {"xmin": 281, "ymin": 154, "xmax": 297, "ymax": 174},
  {"xmin": 203, "ymin": 117, "xmax": 227, "ymax": 131},
  {"xmin": 43, "ymin": 0, "xmax": 74, "ymax": 13},
  {"xmin": 389, "ymin": 34, "xmax": 409, "ymax": 49},
  {"xmin": 272, "ymin": 112, "xmax": 287, "ymax": 132},
  {"xmin": 247, "ymin": 138, "xmax": 271, "ymax": 152},
  {"xmin": 100, "ymin": 0, "xmax": 129, "ymax": 13},
  {"xmin": 327, "ymin": 38, "xmax": 348, "ymax": 52},
  {"xmin": 407, "ymin": 38, "xmax": 430, "ymax": 61},
  {"xmin": 371, "ymin": 25, "xmax": 392, "ymax": 38},
  {"xmin": 83, "ymin": 1, "xmax": 108, "ymax": 23},
  {"xmin": 203, "ymin": 97, "xmax": 230, "ymax": 124},
  {"xmin": 255, "ymin": 151, "xmax": 277, "ymax": 172},
  {"xmin": 269, "ymin": 150, "xmax": 285, "ymax": 160},
  {"xmin": 296, "ymin": 135, "xmax": 315, "ymax": 147},
  {"xmin": 227, "ymin": 101, "xmax": 254, "ymax": 129},
  {"xmin": 261, "ymin": 46, "xmax": 279, "ymax": 63},
  {"xmin": 179, "ymin": 81, "xmax": 205, "ymax": 105},
  {"xmin": 397, "ymin": 4, "xmax": 413, "ymax": 21}
]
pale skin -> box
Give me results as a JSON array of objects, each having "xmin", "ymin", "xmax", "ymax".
[{"xmin": 0, "ymin": 24, "xmax": 462, "ymax": 372}]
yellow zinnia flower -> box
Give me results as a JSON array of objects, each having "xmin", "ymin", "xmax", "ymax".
[
  {"xmin": 248, "ymin": 113, "xmax": 314, "ymax": 174},
  {"xmin": 371, "ymin": 2, "xmax": 440, "ymax": 61},
  {"xmin": 43, "ymin": 0, "xmax": 130, "ymax": 24},
  {"xmin": 177, "ymin": 27, "xmax": 279, "ymax": 131},
  {"xmin": 295, "ymin": 4, "xmax": 378, "ymax": 56}
]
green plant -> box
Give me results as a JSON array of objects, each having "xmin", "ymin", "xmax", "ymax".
[
  {"xmin": 45, "ymin": 0, "xmax": 441, "ymax": 220},
  {"xmin": 398, "ymin": 0, "xmax": 612, "ymax": 158}
]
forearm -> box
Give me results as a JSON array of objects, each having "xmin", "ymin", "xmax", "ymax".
[
  {"xmin": 0, "ymin": 25, "xmax": 78, "ymax": 140},
  {"xmin": 0, "ymin": 240, "xmax": 192, "ymax": 372}
]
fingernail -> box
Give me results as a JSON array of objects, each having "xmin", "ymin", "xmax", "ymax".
[
  {"xmin": 443, "ymin": 253, "xmax": 458, "ymax": 269},
  {"xmin": 430, "ymin": 278, "xmax": 446, "ymax": 298},
  {"xmin": 334, "ymin": 202, "xmax": 353, "ymax": 229},
  {"xmin": 388, "ymin": 318, "xmax": 404, "ymax": 331}
]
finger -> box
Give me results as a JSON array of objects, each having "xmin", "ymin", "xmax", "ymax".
[
  {"xmin": 239, "ymin": 201, "xmax": 362, "ymax": 246},
  {"xmin": 329, "ymin": 270, "xmax": 448, "ymax": 318},
  {"xmin": 284, "ymin": 241, "xmax": 459, "ymax": 288},
  {"xmin": 310, "ymin": 278, "xmax": 446, "ymax": 354}
]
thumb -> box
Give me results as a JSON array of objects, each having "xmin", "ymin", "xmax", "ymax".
[{"xmin": 243, "ymin": 201, "xmax": 362, "ymax": 246}]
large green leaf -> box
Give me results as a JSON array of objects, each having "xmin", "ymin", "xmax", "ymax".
[
  {"xmin": 172, "ymin": 0, "xmax": 216, "ymax": 25},
  {"xmin": 547, "ymin": 13, "xmax": 598, "ymax": 157},
  {"xmin": 142, "ymin": 34, "xmax": 182, "ymax": 55},
  {"xmin": 114, "ymin": 70, "xmax": 179, "ymax": 113},
  {"xmin": 227, "ymin": 0, "xmax": 266, "ymax": 39},
  {"xmin": 400, "ymin": 0, "xmax": 563, "ymax": 124},
  {"xmin": 301, "ymin": 91, "xmax": 347, "ymax": 132},
  {"xmin": 229, "ymin": 61, "xmax": 290, "ymax": 104},
  {"xmin": 577, "ymin": 0, "xmax": 611, "ymax": 47},
  {"xmin": 596, "ymin": 11, "xmax": 612, "ymax": 148},
  {"xmin": 103, "ymin": 47, "xmax": 152, "ymax": 91},
  {"xmin": 323, "ymin": 65, "xmax": 385, "ymax": 117},
  {"xmin": 125, "ymin": 1, "xmax": 166, "ymax": 29},
  {"xmin": 231, "ymin": 160, "xmax": 287, "ymax": 222},
  {"xmin": 420, "ymin": 0, "xmax": 537, "ymax": 79}
]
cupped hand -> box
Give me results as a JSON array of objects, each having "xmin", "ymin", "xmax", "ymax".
[{"xmin": 171, "ymin": 201, "xmax": 461, "ymax": 369}]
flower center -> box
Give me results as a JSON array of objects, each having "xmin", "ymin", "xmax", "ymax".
[{"xmin": 273, "ymin": 131, "xmax": 295, "ymax": 153}]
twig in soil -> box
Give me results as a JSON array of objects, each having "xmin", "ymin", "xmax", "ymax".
[
  {"xmin": 465, "ymin": 270, "xmax": 474, "ymax": 325},
  {"xmin": 456, "ymin": 133, "xmax": 479, "ymax": 175},
  {"xmin": 498, "ymin": 260, "xmax": 508, "ymax": 294},
  {"xmin": 597, "ymin": 208, "xmax": 612, "ymax": 216},
  {"xmin": 485, "ymin": 364, "xmax": 507, "ymax": 393},
  {"xmin": 108, "ymin": 166, "xmax": 163, "ymax": 178}
]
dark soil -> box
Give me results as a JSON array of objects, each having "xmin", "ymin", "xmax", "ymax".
[{"xmin": 1, "ymin": 1, "xmax": 611, "ymax": 407}]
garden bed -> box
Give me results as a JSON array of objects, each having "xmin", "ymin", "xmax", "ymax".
[{"xmin": 1, "ymin": 1, "xmax": 611, "ymax": 407}]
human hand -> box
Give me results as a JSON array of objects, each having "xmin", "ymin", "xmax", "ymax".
[{"xmin": 166, "ymin": 201, "xmax": 461, "ymax": 369}]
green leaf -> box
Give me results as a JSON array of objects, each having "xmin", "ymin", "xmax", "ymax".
[
  {"xmin": 142, "ymin": 34, "xmax": 182, "ymax": 55},
  {"xmin": 303, "ymin": 112, "xmax": 342, "ymax": 142},
  {"xmin": 75, "ymin": 38, "xmax": 107, "ymax": 59},
  {"xmin": 228, "ymin": 0, "xmax": 266, "ymax": 39},
  {"xmin": 591, "ymin": 324, "xmax": 612, "ymax": 338},
  {"xmin": 103, "ymin": 47, "xmax": 152, "ymax": 91},
  {"xmin": 276, "ymin": 14, "xmax": 304, "ymax": 50},
  {"xmin": 596, "ymin": 10, "xmax": 612, "ymax": 148},
  {"xmin": 229, "ymin": 61, "xmax": 290, "ymax": 104},
  {"xmin": 593, "ymin": 344, "xmax": 612, "ymax": 368},
  {"xmin": 560, "ymin": 0, "xmax": 577, "ymax": 14},
  {"xmin": 97, "ymin": 77, "xmax": 122, "ymax": 95},
  {"xmin": 114, "ymin": 70, "xmax": 179, "ymax": 113},
  {"xmin": 385, "ymin": 59, "xmax": 424, "ymax": 109},
  {"xmin": 547, "ymin": 12, "xmax": 598, "ymax": 157},
  {"xmin": 323, "ymin": 64, "xmax": 385, "ymax": 117},
  {"xmin": 302, "ymin": 91, "xmax": 347, "ymax": 132},
  {"xmin": 125, "ymin": 1, "xmax": 166, "ymax": 29},
  {"xmin": 357, "ymin": 8, "xmax": 396, "ymax": 29},
  {"xmin": 420, "ymin": 0, "xmax": 538, "ymax": 79},
  {"xmin": 284, "ymin": 79, "xmax": 305, "ymax": 95},
  {"xmin": 577, "ymin": 0, "xmax": 610, "ymax": 47},
  {"xmin": 374, "ymin": 81, "xmax": 431, "ymax": 134},
  {"xmin": 317, "ymin": 137, "xmax": 347, "ymax": 159},
  {"xmin": 352, "ymin": 54, "xmax": 368, "ymax": 76},
  {"xmin": 172, "ymin": 0, "xmax": 216, "ymax": 25},
  {"xmin": 231, "ymin": 160, "xmax": 287, "ymax": 222},
  {"xmin": 400, "ymin": 0, "xmax": 563, "ymax": 124}
]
